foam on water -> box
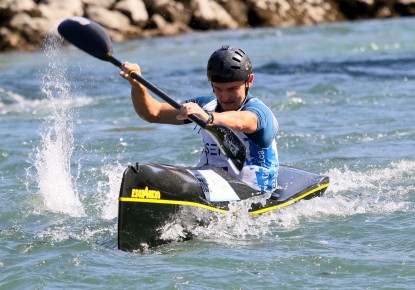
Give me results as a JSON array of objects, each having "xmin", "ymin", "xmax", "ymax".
[
  {"xmin": 0, "ymin": 86, "xmax": 93, "ymax": 117},
  {"xmin": 269, "ymin": 160, "xmax": 413, "ymax": 224},
  {"xmin": 34, "ymin": 215, "xmax": 117, "ymax": 246},
  {"xmin": 326, "ymin": 159, "xmax": 415, "ymax": 195}
]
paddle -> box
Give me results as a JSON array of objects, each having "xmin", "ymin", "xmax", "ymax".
[{"xmin": 57, "ymin": 17, "xmax": 246, "ymax": 173}]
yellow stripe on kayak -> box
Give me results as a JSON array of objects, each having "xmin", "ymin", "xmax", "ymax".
[
  {"xmin": 250, "ymin": 183, "xmax": 329, "ymax": 215},
  {"xmin": 119, "ymin": 197, "xmax": 228, "ymax": 213},
  {"xmin": 119, "ymin": 183, "xmax": 329, "ymax": 215}
]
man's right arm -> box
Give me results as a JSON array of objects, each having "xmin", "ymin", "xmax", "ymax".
[{"xmin": 120, "ymin": 62, "xmax": 183, "ymax": 125}]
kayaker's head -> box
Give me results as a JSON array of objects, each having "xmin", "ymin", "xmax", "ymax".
[{"xmin": 207, "ymin": 45, "xmax": 254, "ymax": 111}]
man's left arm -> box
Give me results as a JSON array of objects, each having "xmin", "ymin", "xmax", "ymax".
[{"xmin": 209, "ymin": 110, "xmax": 258, "ymax": 134}]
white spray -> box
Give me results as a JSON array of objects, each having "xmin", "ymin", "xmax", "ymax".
[{"xmin": 33, "ymin": 33, "xmax": 85, "ymax": 217}]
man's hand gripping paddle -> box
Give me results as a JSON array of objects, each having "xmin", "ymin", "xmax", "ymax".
[{"xmin": 57, "ymin": 17, "xmax": 246, "ymax": 173}]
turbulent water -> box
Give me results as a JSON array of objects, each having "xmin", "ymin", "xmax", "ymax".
[{"xmin": 1, "ymin": 18, "xmax": 414, "ymax": 289}]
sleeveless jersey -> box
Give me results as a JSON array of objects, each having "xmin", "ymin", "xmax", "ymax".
[{"xmin": 184, "ymin": 94, "xmax": 279, "ymax": 192}]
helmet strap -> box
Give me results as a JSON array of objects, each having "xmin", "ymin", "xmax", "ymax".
[{"xmin": 245, "ymin": 81, "xmax": 249, "ymax": 95}]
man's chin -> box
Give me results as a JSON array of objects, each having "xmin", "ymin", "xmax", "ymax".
[{"xmin": 221, "ymin": 104, "xmax": 236, "ymax": 111}]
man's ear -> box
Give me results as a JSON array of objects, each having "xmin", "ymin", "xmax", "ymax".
[{"xmin": 247, "ymin": 74, "xmax": 254, "ymax": 86}]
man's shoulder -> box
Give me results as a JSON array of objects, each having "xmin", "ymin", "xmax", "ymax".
[
  {"xmin": 243, "ymin": 96, "xmax": 273, "ymax": 115},
  {"xmin": 245, "ymin": 96, "xmax": 267, "ymax": 108}
]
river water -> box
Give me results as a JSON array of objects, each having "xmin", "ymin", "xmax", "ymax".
[{"xmin": 1, "ymin": 18, "xmax": 414, "ymax": 289}]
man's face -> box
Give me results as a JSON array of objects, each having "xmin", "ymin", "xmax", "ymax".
[{"xmin": 211, "ymin": 80, "xmax": 247, "ymax": 111}]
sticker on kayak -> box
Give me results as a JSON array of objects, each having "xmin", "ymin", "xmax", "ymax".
[
  {"xmin": 187, "ymin": 169, "xmax": 240, "ymax": 202},
  {"xmin": 131, "ymin": 186, "xmax": 161, "ymax": 199}
]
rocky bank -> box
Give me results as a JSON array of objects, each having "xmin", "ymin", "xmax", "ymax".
[{"xmin": 1, "ymin": 0, "xmax": 415, "ymax": 53}]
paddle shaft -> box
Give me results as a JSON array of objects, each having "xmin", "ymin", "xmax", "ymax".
[{"xmin": 108, "ymin": 55, "xmax": 207, "ymax": 128}]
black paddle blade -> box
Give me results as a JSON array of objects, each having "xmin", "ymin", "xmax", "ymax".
[
  {"xmin": 58, "ymin": 17, "xmax": 113, "ymax": 60},
  {"xmin": 205, "ymin": 124, "xmax": 246, "ymax": 173}
]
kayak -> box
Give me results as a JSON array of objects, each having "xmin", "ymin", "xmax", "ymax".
[{"xmin": 118, "ymin": 163, "xmax": 329, "ymax": 251}]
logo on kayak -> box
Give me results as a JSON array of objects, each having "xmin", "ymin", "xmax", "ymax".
[{"xmin": 131, "ymin": 187, "xmax": 161, "ymax": 199}]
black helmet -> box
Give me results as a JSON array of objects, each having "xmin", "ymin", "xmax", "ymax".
[{"xmin": 207, "ymin": 45, "xmax": 252, "ymax": 83}]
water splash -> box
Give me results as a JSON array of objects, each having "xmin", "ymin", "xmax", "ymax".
[
  {"xmin": 326, "ymin": 159, "xmax": 415, "ymax": 196},
  {"xmin": 159, "ymin": 195, "xmax": 274, "ymax": 246},
  {"xmin": 31, "ymin": 33, "xmax": 85, "ymax": 217},
  {"xmin": 96, "ymin": 162, "xmax": 125, "ymax": 220}
]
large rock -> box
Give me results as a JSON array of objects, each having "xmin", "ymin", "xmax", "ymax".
[
  {"xmin": 248, "ymin": 0, "xmax": 290, "ymax": 26},
  {"xmin": 114, "ymin": 0, "xmax": 149, "ymax": 27},
  {"xmin": 396, "ymin": 0, "xmax": 415, "ymax": 15},
  {"xmin": 0, "ymin": 27, "xmax": 23, "ymax": 50},
  {"xmin": 335, "ymin": 0, "xmax": 378, "ymax": 19},
  {"xmin": 82, "ymin": 0, "xmax": 116, "ymax": 9},
  {"xmin": 145, "ymin": 13, "xmax": 192, "ymax": 37},
  {"xmin": 85, "ymin": 5, "xmax": 142, "ymax": 41},
  {"xmin": 1, "ymin": 0, "xmax": 41, "ymax": 16},
  {"xmin": 38, "ymin": 0, "xmax": 83, "ymax": 24},
  {"xmin": 248, "ymin": 0, "xmax": 343, "ymax": 26},
  {"xmin": 9, "ymin": 13, "xmax": 51, "ymax": 48},
  {"xmin": 86, "ymin": 6, "xmax": 131, "ymax": 30},
  {"xmin": 190, "ymin": 0, "xmax": 238, "ymax": 30},
  {"xmin": 144, "ymin": 0, "xmax": 191, "ymax": 24},
  {"xmin": 299, "ymin": 0, "xmax": 343, "ymax": 25},
  {"xmin": 217, "ymin": 0, "xmax": 250, "ymax": 27}
]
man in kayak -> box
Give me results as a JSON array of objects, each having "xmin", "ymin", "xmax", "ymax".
[{"xmin": 120, "ymin": 45, "xmax": 279, "ymax": 192}]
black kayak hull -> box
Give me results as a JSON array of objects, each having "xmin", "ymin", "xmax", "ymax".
[{"xmin": 118, "ymin": 163, "xmax": 329, "ymax": 251}]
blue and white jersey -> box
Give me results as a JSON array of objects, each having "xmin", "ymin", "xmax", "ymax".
[{"xmin": 184, "ymin": 94, "xmax": 279, "ymax": 192}]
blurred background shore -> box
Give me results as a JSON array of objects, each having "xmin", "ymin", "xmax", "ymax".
[{"xmin": 1, "ymin": 0, "xmax": 415, "ymax": 53}]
